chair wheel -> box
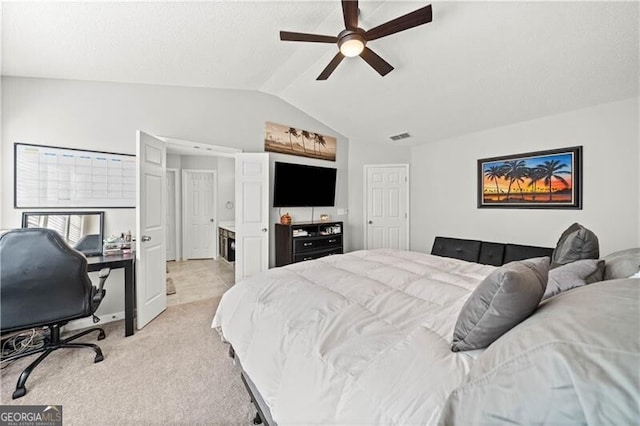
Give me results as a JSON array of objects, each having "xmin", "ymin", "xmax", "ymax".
[
  {"xmin": 94, "ymin": 354, "xmax": 104, "ymax": 363},
  {"xmin": 98, "ymin": 330, "xmax": 106, "ymax": 340},
  {"xmin": 12, "ymin": 387, "xmax": 27, "ymax": 399}
]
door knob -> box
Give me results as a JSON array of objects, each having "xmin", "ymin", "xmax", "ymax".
[
  {"xmin": 262, "ymin": 228, "xmax": 268, "ymax": 232},
  {"xmin": 368, "ymin": 221, "xmax": 373, "ymax": 224},
  {"xmin": 141, "ymin": 235, "xmax": 152, "ymax": 242},
  {"xmin": 210, "ymin": 219, "xmax": 215, "ymax": 222}
]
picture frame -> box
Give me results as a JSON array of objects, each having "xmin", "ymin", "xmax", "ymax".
[
  {"xmin": 264, "ymin": 122, "xmax": 336, "ymax": 161},
  {"xmin": 478, "ymin": 146, "xmax": 582, "ymax": 209}
]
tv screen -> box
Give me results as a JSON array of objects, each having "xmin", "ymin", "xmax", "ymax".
[{"xmin": 273, "ymin": 162, "xmax": 337, "ymax": 207}]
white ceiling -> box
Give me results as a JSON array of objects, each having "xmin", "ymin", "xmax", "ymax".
[{"xmin": 2, "ymin": 1, "xmax": 638, "ymax": 145}]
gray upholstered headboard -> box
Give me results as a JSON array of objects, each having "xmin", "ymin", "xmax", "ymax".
[{"xmin": 431, "ymin": 236, "xmax": 554, "ymax": 266}]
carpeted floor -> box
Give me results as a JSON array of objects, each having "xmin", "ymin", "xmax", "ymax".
[{"xmin": 1, "ymin": 297, "xmax": 254, "ymax": 425}]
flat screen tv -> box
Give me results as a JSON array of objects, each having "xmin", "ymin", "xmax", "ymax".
[{"xmin": 273, "ymin": 162, "xmax": 337, "ymax": 207}]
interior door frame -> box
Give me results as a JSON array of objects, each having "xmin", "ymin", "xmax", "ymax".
[
  {"xmin": 363, "ymin": 163, "xmax": 410, "ymax": 250},
  {"xmin": 166, "ymin": 168, "xmax": 179, "ymax": 261},
  {"xmin": 181, "ymin": 169, "xmax": 218, "ymax": 261}
]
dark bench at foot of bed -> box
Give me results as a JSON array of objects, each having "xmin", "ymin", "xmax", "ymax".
[{"xmin": 431, "ymin": 237, "xmax": 553, "ymax": 267}]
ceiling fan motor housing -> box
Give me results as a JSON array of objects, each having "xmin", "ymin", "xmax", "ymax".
[{"xmin": 337, "ymin": 28, "xmax": 366, "ymax": 57}]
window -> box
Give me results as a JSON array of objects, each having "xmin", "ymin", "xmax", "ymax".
[{"xmin": 44, "ymin": 215, "xmax": 69, "ymax": 241}]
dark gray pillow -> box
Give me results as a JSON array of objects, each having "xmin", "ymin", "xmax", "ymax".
[
  {"xmin": 602, "ymin": 248, "xmax": 640, "ymax": 280},
  {"xmin": 451, "ymin": 257, "xmax": 549, "ymax": 352},
  {"xmin": 551, "ymin": 223, "xmax": 599, "ymax": 268},
  {"xmin": 542, "ymin": 259, "xmax": 605, "ymax": 301}
]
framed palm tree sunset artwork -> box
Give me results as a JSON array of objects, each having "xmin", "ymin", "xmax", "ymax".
[
  {"xmin": 264, "ymin": 122, "xmax": 336, "ymax": 161},
  {"xmin": 478, "ymin": 146, "xmax": 582, "ymax": 209}
]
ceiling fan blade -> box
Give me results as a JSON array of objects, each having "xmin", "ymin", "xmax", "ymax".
[
  {"xmin": 365, "ymin": 4, "xmax": 432, "ymax": 41},
  {"xmin": 360, "ymin": 47, "xmax": 394, "ymax": 76},
  {"xmin": 317, "ymin": 52, "xmax": 345, "ymax": 80},
  {"xmin": 342, "ymin": 0, "xmax": 359, "ymax": 30},
  {"xmin": 280, "ymin": 31, "xmax": 338, "ymax": 43}
]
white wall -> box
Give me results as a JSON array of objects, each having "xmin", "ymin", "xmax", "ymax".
[
  {"xmin": 410, "ymin": 97, "xmax": 640, "ymax": 257},
  {"xmin": 0, "ymin": 3, "xmax": 3, "ymax": 228},
  {"xmin": 347, "ymin": 140, "xmax": 412, "ymax": 252},
  {"xmin": 1, "ymin": 76, "xmax": 348, "ymax": 319},
  {"xmin": 217, "ymin": 157, "xmax": 235, "ymax": 223},
  {"xmin": 167, "ymin": 153, "xmax": 181, "ymax": 169},
  {"xmin": 166, "ymin": 154, "xmax": 182, "ymax": 261}
]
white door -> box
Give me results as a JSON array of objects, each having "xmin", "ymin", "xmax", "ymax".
[
  {"xmin": 166, "ymin": 169, "xmax": 177, "ymax": 261},
  {"xmin": 183, "ymin": 170, "xmax": 216, "ymax": 259},
  {"xmin": 365, "ymin": 164, "xmax": 409, "ymax": 250},
  {"xmin": 136, "ymin": 131, "xmax": 167, "ymax": 329},
  {"xmin": 235, "ymin": 153, "xmax": 269, "ymax": 282}
]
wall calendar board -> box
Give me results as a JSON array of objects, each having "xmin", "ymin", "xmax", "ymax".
[{"xmin": 14, "ymin": 143, "xmax": 136, "ymax": 208}]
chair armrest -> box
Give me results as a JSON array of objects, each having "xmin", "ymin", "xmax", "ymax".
[
  {"xmin": 93, "ymin": 268, "xmax": 111, "ymax": 304},
  {"xmin": 98, "ymin": 268, "xmax": 111, "ymax": 279}
]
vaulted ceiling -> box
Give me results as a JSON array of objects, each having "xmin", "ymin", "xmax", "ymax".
[{"xmin": 2, "ymin": 1, "xmax": 638, "ymax": 145}]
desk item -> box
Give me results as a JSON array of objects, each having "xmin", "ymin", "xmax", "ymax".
[
  {"xmin": 0, "ymin": 228, "xmax": 111, "ymax": 399},
  {"xmin": 22, "ymin": 211, "xmax": 104, "ymax": 256},
  {"xmin": 280, "ymin": 213, "xmax": 292, "ymax": 225},
  {"xmin": 87, "ymin": 252, "xmax": 136, "ymax": 337},
  {"xmin": 102, "ymin": 235, "xmax": 132, "ymax": 256}
]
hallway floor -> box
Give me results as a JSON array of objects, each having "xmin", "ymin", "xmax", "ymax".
[{"xmin": 166, "ymin": 258, "xmax": 235, "ymax": 306}]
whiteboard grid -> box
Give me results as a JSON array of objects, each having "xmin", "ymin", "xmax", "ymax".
[{"xmin": 14, "ymin": 143, "xmax": 136, "ymax": 208}]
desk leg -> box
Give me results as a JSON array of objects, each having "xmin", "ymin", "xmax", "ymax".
[{"xmin": 124, "ymin": 262, "xmax": 135, "ymax": 337}]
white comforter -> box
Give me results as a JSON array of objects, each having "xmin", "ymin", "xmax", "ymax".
[{"xmin": 212, "ymin": 249, "xmax": 496, "ymax": 425}]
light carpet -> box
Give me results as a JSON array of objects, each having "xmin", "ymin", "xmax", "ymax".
[{"xmin": 1, "ymin": 297, "xmax": 254, "ymax": 425}]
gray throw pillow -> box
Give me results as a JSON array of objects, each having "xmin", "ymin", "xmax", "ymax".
[
  {"xmin": 602, "ymin": 248, "xmax": 640, "ymax": 280},
  {"xmin": 551, "ymin": 223, "xmax": 599, "ymax": 269},
  {"xmin": 451, "ymin": 257, "xmax": 549, "ymax": 352},
  {"xmin": 542, "ymin": 259, "xmax": 605, "ymax": 301}
]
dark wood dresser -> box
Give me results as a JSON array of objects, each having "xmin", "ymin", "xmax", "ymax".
[{"xmin": 275, "ymin": 221, "xmax": 343, "ymax": 267}]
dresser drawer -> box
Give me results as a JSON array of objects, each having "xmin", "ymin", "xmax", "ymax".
[
  {"xmin": 293, "ymin": 235, "xmax": 342, "ymax": 253},
  {"xmin": 293, "ymin": 247, "xmax": 343, "ymax": 263}
]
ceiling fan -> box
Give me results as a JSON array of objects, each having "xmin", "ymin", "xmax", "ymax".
[{"xmin": 280, "ymin": 0, "xmax": 433, "ymax": 80}]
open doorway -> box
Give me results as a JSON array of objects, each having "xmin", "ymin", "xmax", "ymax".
[
  {"xmin": 136, "ymin": 132, "xmax": 269, "ymax": 329},
  {"xmin": 163, "ymin": 139, "xmax": 238, "ymax": 306}
]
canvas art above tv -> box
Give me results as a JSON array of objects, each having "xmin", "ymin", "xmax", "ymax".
[{"xmin": 273, "ymin": 162, "xmax": 337, "ymax": 207}]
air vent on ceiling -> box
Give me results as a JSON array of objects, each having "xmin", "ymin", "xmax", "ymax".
[{"xmin": 390, "ymin": 132, "xmax": 411, "ymax": 141}]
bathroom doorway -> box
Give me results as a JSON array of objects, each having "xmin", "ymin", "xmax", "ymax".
[{"xmin": 164, "ymin": 140, "xmax": 238, "ymax": 306}]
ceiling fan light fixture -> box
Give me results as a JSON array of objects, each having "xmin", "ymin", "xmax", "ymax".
[
  {"xmin": 338, "ymin": 33, "xmax": 365, "ymax": 57},
  {"xmin": 280, "ymin": 1, "xmax": 433, "ymax": 79}
]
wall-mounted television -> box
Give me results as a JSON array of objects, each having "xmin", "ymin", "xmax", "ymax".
[{"xmin": 273, "ymin": 162, "xmax": 337, "ymax": 207}]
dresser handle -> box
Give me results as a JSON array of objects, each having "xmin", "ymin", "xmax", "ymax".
[
  {"xmin": 304, "ymin": 242, "xmax": 313, "ymax": 247},
  {"xmin": 303, "ymin": 257, "xmax": 313, "ymax": 261},
  {"xmin": 328, "ymin": 239, "xmax": 336, "ymax": 243}
]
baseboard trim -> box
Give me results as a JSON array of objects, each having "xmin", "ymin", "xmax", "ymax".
[{"xmin": 64, "ymin": 311, "xmax": 125, "ymax": 331}]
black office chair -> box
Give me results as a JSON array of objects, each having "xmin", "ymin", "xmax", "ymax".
[
  {"xmin": 0, "ymin": 228, "xmax": 111, "ymax": 399},
  {"xmin": 73, "ymin": 234, "xmax": 101, "ymax": 254}
]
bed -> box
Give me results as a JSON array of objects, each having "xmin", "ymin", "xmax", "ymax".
[{"xmin": 212, "ymin": 235, "xmax": 640, "ymax": 425}]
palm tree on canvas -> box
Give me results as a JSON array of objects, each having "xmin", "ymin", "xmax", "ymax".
[{"xmin": 538, "ymin": 160, "xmax": 570, "ymax": 201}]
